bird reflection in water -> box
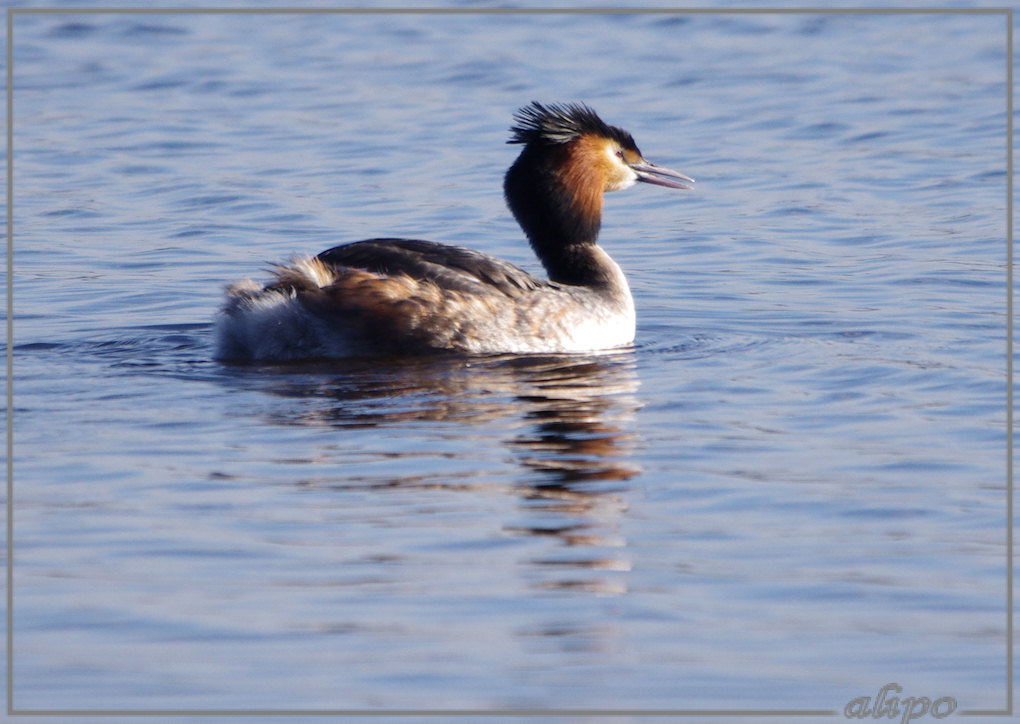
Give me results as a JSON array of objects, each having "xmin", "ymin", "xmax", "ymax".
[
  {"xmin": 504, "ymin": 359, "xmax": 640, "ymax": 596},
  {"xmin": 228, "ymin": 351, "xmax": 641, "ymax": 595}
]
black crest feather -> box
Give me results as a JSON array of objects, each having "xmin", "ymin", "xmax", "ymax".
[{"xmin": 507, "ymin": 101, "xmax": 637, "ymax": 150}]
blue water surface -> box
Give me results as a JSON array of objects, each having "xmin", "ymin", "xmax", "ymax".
[{"xmin": 5, "ymin": 8, "xmax": 1010, "ymax": 720}]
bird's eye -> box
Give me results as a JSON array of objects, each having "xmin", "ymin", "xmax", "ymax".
[{"xmin": 615, "ymin": 149, "xmax": 625, "ymax": 160}]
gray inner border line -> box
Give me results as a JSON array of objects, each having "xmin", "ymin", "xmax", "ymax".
[
  {"xmin": 4, "ymin": 3, "xmax": 12, "ymax": 717},
  {"xmin": 5, "ymin": 5, "xmax": 1013, "ymax": 718},
  {"xmin": 2, "ymin": 5, "xmax": 1014, "ymax": 13}
]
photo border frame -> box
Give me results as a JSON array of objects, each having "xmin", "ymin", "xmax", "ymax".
[{"xmin": 5, "ymin": 6, "xmax": 1013, "ymax": 718}]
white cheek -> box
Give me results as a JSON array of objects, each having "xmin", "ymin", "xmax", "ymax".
[
  {"xmin": 603, "ymin": 147, "xmax": 639, "ymax": 192},
  {"xmin": 608, "ymin": 171, "xmax": 638, "ymax": 192}
]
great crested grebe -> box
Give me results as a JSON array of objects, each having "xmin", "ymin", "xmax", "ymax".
[{"xmin": 215, "ymin": 102, "xmax": 693, "ymax": 360}]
